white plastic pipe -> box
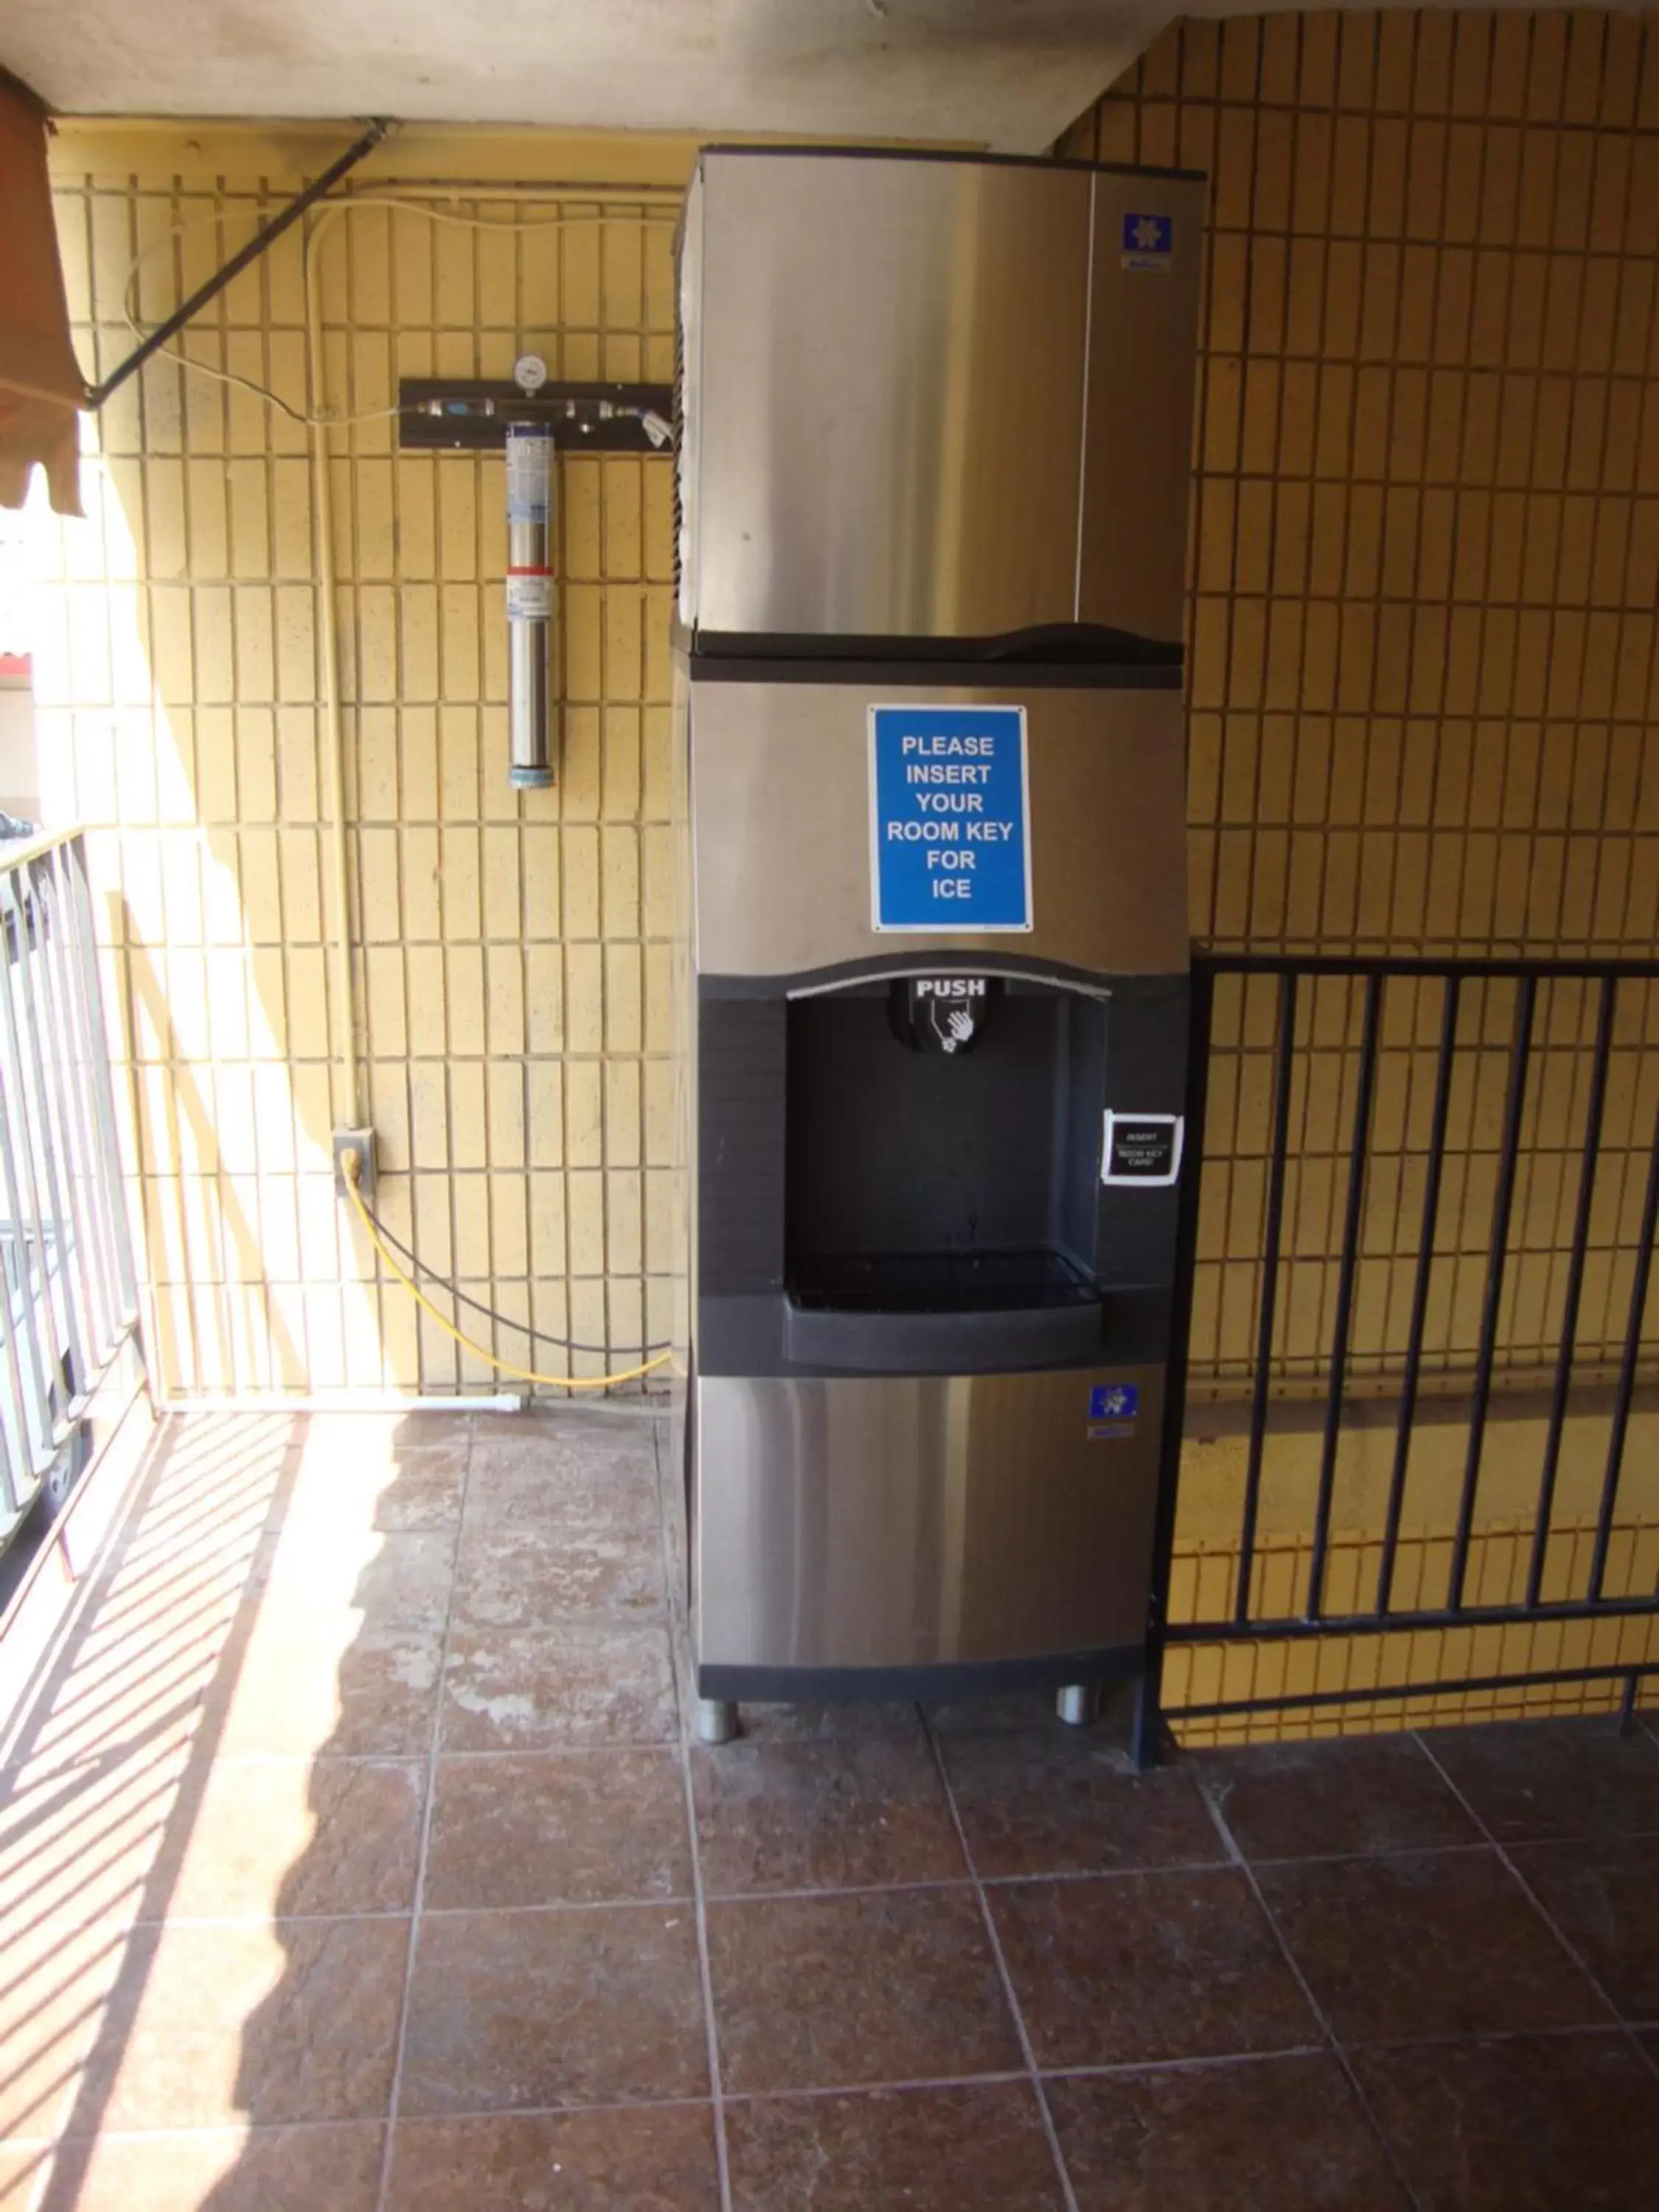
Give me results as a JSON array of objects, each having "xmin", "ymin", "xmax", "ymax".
[
  {"xmin": 159, "ymin": 1391, "xmax": 527, "ymax": 1414},
  {"xmin": 305, "ymin": 207, "xmax": 361, "ymax": 1130}
]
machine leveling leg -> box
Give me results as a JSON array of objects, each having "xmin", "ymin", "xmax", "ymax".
[
  {"xmin": 1055, "ymin": 1683, "xmax": 1102, "ymax": 1728},
  {"xmin": 695, "ymin": 1697, "xmax": 740, "ymax": 1745}
]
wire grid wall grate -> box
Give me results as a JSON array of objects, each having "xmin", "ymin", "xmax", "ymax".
[
  {"xmin": 35, "ymin": 163, "xmax": 681, "ymax": 1394},
  {"xmin": 1063, "ymin": 13, "xmax": 1659, "ymax": 1413},
  {"xmin": 1062, "ymin": 7, "xmax": 1659, "ymax": 964}
]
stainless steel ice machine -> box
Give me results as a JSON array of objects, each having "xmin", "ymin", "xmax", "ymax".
[{"xmin": 671, "ymin": 147, "xmax": 1205, "ymax": 1736}]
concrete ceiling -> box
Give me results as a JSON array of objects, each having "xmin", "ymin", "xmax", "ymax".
[{"xmin": 5, "ymin": 0, "xmax": 1181, "ymax": 154}]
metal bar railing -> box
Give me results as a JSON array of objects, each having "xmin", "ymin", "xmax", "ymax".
[
  {"xmin": 33, "ymin": 855, "xmax": 114, "ymax": 1365},
  {"xmin": 1163, "ymin": 1592, "xmax": 1659, "ymax": 1642},
  {"xmin": 1133, "ymin": 959, "xmax": 1213, "ymax": 1770},
  {"xmin": 0, "ymin": 874, "xmax": 68, "ymax": 1472},
  {"xmin": 1140, "ymin": 949, "xmax": 1659, "ymax": 1747},
  {"xmin": 7, "ymin": 863, "xmax": 90, "ymax": 1399},
  {"xmin": 1526, "ymin": 975, "xmax": 1615, "ymax": 1610},
  {"xmin": 1447, "ymin": 973, "xmax": 1535, "ymax": 1612},
  {"xmin": 1166, "ymin": 1660, "xmax": 1659, "ymax": 1725},
  {"xmin": 1375, "ymin": 973, "xmax": 1459, "ymax": 1615},
  {"xmin": 1307, "ymin": 972, "xmax": 1382, "ymax": 1621},
  {"xmin": 0, "ymin": 829, "xmax": 142, "ymax": 1550},
  {"xmin": 1175, "ymin": 953, "xmax": 1659, "ymax": 981},
  {"xmin": 46, "ymin": 846, "xmax": 117, "ymax": 1360},
  {"xmin": 67, "ymin": 838, "xmax": 139, "ymax": 1321},
  {"xmin": 1234, "ymin": 970, "xmax": 1297, "ymax": 1627},
  {"xmin": 1589, "ymin": 1094, "xmax": 1659, "ymax": 1602}
]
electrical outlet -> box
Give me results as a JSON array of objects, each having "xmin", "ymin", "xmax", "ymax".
[{"xmin": 333, "ymin": 1125, "xmax": 378, "ymax": 1200}]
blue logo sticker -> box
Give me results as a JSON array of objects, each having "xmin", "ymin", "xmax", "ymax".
[
  {"xmin": 1090, "ymin": 1383, "xmax": 1140, "ymax": 1422},
  {"xmin": 869, "ymin": 704, "xmax": 1032, "ymax": 933},
  {"xmin": 1121, "ymin": 212, "xmax": 1173, "ymax": 269}
]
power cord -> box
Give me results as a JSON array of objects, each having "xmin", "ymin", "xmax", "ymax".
[
  {"xmin": 121, "ymin": 198, "xmax": 679, "ymax": 429},
  {"xmin": 340, "ymin": 1149, "xmax": 671, "ymax": 1391},
  {"xmin": 358, "ymin": 1189, "xmax": 669, "ymax": 1358}
]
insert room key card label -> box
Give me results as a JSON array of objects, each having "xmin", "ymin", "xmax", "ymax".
[{"xmin": 869, "ymin": 705, "xmax": 1033, "ymax": 932}]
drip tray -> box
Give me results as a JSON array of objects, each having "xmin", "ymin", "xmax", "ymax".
[
  {"xmin": 783, "ymin": 1248, "xmax": 1102, "ymax": 1374},
  {"xmin": 790, "ymin": 1247, "xmax": 1097, "ymax": 1314}
]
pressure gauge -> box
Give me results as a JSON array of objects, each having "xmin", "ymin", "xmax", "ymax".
[{"xmin": 513, "ymin": 353, "xmax": 548, "ymax": 396}]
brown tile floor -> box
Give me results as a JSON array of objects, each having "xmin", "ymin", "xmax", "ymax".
[{"xmin": 3, "ymin": 1408, "xmax": 1659, "ymax": 2208}]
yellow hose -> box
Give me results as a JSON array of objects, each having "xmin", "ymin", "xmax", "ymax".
[{"xmin": 343, "ymin": 1161, "xmax": 670, "ymax": 1392}]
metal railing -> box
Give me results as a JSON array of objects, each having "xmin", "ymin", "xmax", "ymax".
[
  {"xmin": 0, "ymin": 830, "xmax": 141, "ymax": 1554},
  {"xmin": 1142, "ymin": 951, "xmax": 1659, "ymax": 1751}
]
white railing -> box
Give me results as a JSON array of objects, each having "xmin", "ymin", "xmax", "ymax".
[{"xmin": 0, "ymin": 828, "xmax": 141, "ymax": 1553}]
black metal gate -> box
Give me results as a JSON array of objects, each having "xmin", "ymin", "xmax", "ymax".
[{"xmin": 1140, "ymin": 953, "xmax": 1659, "ymax": 1758}]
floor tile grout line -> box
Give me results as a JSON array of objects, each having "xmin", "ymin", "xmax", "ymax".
[
  {"xmin": 922, "ymin": 1714, "xmax": 1082, "ymax": 2212},
  {"xmin": 698, "ymin": 1843, "xmax": 1495, "ymax": 1899},
  {"xmin": 655, "ymin": 1416, "xmax": 735, "ymax": 2212},
  {"xmin": 981, "ymin": 1837, "xmax": 1495, "ymax": 1878},
  {"xmin": 720, "ymin": 2067, "xmax": 1034, "ymax": 2105},
  {"xmin": 15, "ymin": 1881, "xmax": 1206, "ymax": 1944},
  {"xmin": 13, "ymin": 2015, "xmax": 1659, "ymax": 2163},
  {"xmin": 1284, "ymin": 2019, "xmax": 1659, "ymax": 2053},
  {"xmin": 4, "ymin": 1898, "xmax": 708, "ymax": 1933},
  {"xmin": 0, "ymin": 1723, "xmax": 920, "ymax": 1783},
  {"xmin": 25, "ymin": 2098, "xmax": 718, "ymax": 2155},
  {"xmin": 1195, "ymin": 1781, "xmax": 1427, "ymax": 2212},
  {"xmin": 1409, "ymin": 1729, "xmax": 1659, "ymax": 2092},
  {"xmin": 24, "ymin": 1749, "xmax": 436, "ymax": 1773},
  {"xmin": 400, "ymin": 1739, "xmax": 684, "ymax": 1763},
  {"xmin": 703, "ymin": 1871, "xmax": 981, "ymax": 1905},
  {"xmin": 717, "ymin": 2047, "xmax": 1337, "ymax": 2104},
  {"xmin": 372, "ymin": 1421, "xmax": 479, "ymax": 2212},
  {"xmin": 1036, "ymin": 2042, "xmax": 1328, "ymax": 2080},
  {"xmin": 1026, "ymin": 2031, "xmax": 1659, "ymax": 2071}
]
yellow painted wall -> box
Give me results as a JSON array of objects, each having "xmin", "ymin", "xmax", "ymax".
[{"xmin": 35, "ymin": 125, "xmax": 688, "ymax": 1396}]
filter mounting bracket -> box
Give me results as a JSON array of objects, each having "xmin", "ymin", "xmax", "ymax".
[{"xmin": 397, "ymin": 379, "xmax": 674, "ymax": 453}]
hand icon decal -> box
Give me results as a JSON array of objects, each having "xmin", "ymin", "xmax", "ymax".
[
  {"xmin": 903, "ymin": 978, "xmax": 991, "ymax": 1056},
  {"xmin": 928, "ymin": 1002, "xmax": 977, "ymax": 1052}
]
